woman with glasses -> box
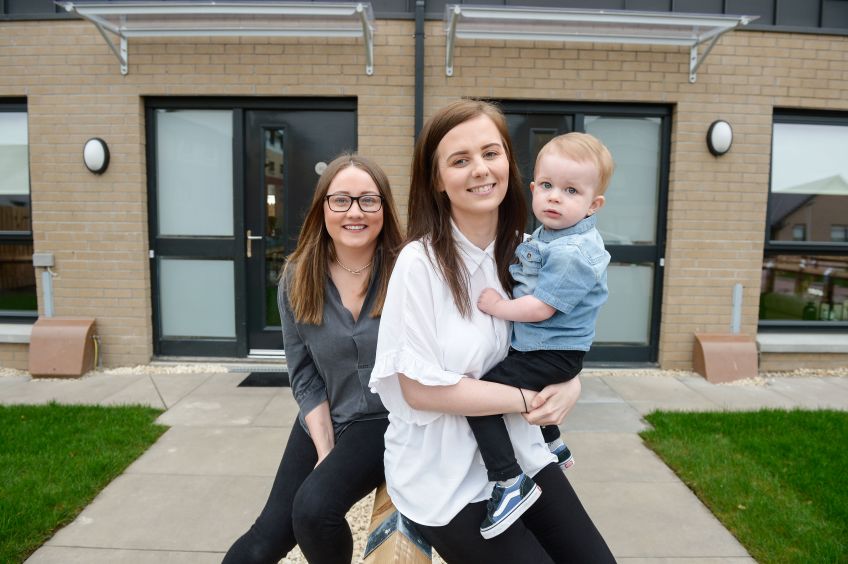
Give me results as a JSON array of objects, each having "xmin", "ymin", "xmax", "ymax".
[{"xmin": 224, "ymin": 153, "xmax": 403, "ymax": 564}]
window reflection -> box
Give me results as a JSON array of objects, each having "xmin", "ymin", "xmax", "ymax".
[
  {"xmin": 769, "ymin": 122, "xmax": 848, "ymax": 243},
  {"xmin": 760, "ymin": 255, "xmax": 848, "ymax": 321},
  {"xmin": 264, "ymin": 128, "xmax": 285, "ymax": 327},
  {"xmin": 0, "ymin": 108, "xmax": 35, "ymax": 317},
  {"xmin": 0, "ymin": 242, "xmax": 36, "ymax": 314}
]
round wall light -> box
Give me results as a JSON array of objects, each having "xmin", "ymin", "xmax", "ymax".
[
  {"xmin": 706, "ymin": 120, "xmax": 733, "ymax": 156},
  {"xmin": 83, "ymin": 138, "xmax": 110, "ymax": 174}
]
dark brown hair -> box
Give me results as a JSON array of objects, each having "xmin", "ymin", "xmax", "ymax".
[
  {"xmin": 406, "ymin": 99, "xmax": 526, "ymax": 317},
  {"xmin": 284, "ymin": 153, "xmax": 403, "ymax": 324}
]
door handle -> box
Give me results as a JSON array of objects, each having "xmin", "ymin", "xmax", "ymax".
[{"xmin": 246, "ymin": 229, "xmax": 263, "ymax": 258}]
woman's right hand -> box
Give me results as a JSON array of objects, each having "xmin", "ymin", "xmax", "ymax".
[{"xmin": 523, "ymin": 376, "xmax": 581, "ymax": 426}]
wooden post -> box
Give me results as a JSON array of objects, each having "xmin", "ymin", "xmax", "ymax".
[{"xmin": 362, "ymin": 483, "xmax": 432, "ymax": 564}]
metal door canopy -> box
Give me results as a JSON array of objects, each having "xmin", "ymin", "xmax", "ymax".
[
  {"xmin": 55, "ymin": 1, "xmax": 375, "ymax": 75},
  {"xmin": 444, "ymin": 5, "xmax": 757, "ymax": 82}
]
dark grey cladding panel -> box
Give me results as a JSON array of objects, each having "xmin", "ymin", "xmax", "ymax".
[
  {"xmin": 671, "ymin": 0, "xmax": 725, "ymax": 14},
  {"xmin": 626, "ymin": 0, "xmax": 672, "ymax": 10},
  {"xmin": 823, "ymin": 0, "xmax": 848, "ymax": 29},
  {"xmin": 777, "ymin": 0, "xmax": 821, "ymax": 28},
  {"xmin": 5, "ymin": 0, "xmax": 61, "ymax": 14},
  {"xmin": 727, "ymin": 0, "xmax": 774, "ymax": 24}
]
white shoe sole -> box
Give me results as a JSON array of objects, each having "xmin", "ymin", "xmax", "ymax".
[{"xmin": 480, "ymin": 484, "xmax": 542, "ymax": 539}]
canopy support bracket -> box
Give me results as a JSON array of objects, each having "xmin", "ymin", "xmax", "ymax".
[
  {"xmin": 357, "ymin": 3, "xmax": 374, "ymax": 76},
  {"xmin": 445, "ymin": 5, "xmax": 460, "ymax": 77}
]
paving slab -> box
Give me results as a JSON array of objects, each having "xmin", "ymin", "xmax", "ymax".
[
  {"xmin": 252, "ymin": 391, "xmax": 300, "ymax": 427},
  {"xmin": 573, "ymin": 480, "xmax": 750, "ymax": 559},
  {"xmin": 0, "ymin": 373, "xmax": 30, "ymax": 387},
  {"xmin": 679, "ymin": 375, "xmax": 798, "ymax": 411},
  {"xmin": 0, "ymin": 374, "xmax": 142, "ymax": 405},
  {"xmin": 602, "ymin": 375, "xmax": 722, "ymax": 414},
  {"xmin": 45, "ymin": 474, "xmax": 272, "ymax": 553},
  {"xmin": 828, "ymin": 376, "xmax": 848, "ymax": 391},
  {"xmin": 126, "ymin": 426, "xmax": 289, "ymax": 477},
  {"xmin": 27, "ymin": 547, "xmax": 222, "ymax": 564},
  {"xmin": 565, "ymin": 433, "xmax": 680, "ymax": 483},
  {"xmin": 766, "ymin": 377, "xmax": 848, "ymax": 409},
  {"xmin": 99, "ymin": 375, "xmax": 167, "ymax": 409},
  {"xmin": 563, "ymin": 401, "xmax": 649, "ymax": 433},
  {"xmin": 156, "ymin": 394, "xmax": 277, "ymax": 427},
  {"xmin": 149, "ymin": 373, "xmax": 212, "ymax": 408},
  {"xmin": 579, "ymin": 374, "xmax": 627, "ymax": 403},
  {"xmin": 0, "ymin": 378, "xmax": 32, "ymax": 404},
  {"xmin": 189, "ymin": 372, "xmax": 279, "ymax": 396}
]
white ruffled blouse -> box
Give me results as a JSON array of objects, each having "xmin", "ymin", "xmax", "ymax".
[{"xmin": 369, "ymin": 224, "xmax": 555, "ymax": 526}]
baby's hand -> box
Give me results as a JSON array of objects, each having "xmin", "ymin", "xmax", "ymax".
[{"xmin": 477, "ymin": 288, "xmax": 502, "ymax": 315}]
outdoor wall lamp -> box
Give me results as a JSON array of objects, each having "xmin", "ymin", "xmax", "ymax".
[
  {"xmin": 706, "ymin": 120, "xmax": 733, "ymax": 156},
  {"xmin": 83, "ymin": 138, "xmax": 110, "ymax": 174}
]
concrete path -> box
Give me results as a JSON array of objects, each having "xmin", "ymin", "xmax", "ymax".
[{"xmin": 2, "ymin": 368, "xmax": 846, "ymax": 563}]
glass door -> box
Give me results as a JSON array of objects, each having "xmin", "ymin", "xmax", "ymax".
[
  {"xmin": 243, "ymin": 109, "xmax": 356, "ymax": 353},
  {"xmin": 149, "ymin": 108, "xmax": 242, "ymax": 357},
  {"xmin": 502, "ymin": 102, "xmax": 670, "ymax": 363}
]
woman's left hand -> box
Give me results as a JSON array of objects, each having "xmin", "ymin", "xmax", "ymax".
[{"xmin": 523, "ymin": 376, "xmax": 581, "ymax": 426}]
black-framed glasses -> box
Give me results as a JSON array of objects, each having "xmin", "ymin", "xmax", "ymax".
[{"xmin": 325, "ymin": 193, "xmax": 384, "ymax": 213}]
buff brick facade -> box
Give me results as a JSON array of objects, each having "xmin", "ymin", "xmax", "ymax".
[{"xmin": 1, "ymin": 6, "xmax": 846, "ymax": 372}]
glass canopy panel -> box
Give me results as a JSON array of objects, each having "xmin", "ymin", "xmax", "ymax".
[
  {"xmin": 57, "ymin": 1, "xmax": 372, "ymax": 36},
  {"xmin": 443, "ymin": 5, "xmax": 756, "ymax": 80},
  {"xmin": 80, "ymin": 7, "xmax": 369, "ymax": 37},
  {"xmin": 55, "ymin": 1, "xmax": 375, "ymax": 74},
  {"xmin": 446, "ymin": 6, "xmax": 750, "ymax": 45}
]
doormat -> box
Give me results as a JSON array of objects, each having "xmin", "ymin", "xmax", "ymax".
[{"xmin": 237, "ymin": 371, "xmax": 290, "ymax": 387}]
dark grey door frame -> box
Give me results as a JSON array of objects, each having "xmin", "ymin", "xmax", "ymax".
[{"xmin": 146, "ymin": 97, "xmax": 356, "ymax": 358}]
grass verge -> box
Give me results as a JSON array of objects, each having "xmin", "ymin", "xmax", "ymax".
[
  {"xmin": 641, "ymin": 409, "xmax": 847, "ymax": 564},
  {"xmin": 0, "ymin": 403, "xmax": 166, "ymax": 563}
]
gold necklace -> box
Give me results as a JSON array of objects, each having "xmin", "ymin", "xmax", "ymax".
[{"xmin": 334, "ymin": 256, "xmax": 372, "ymax": 275}]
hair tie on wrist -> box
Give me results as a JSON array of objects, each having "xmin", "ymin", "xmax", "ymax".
[{"xmin": 519, "ymin": 388, "xmax": 528, "ymax": 414}]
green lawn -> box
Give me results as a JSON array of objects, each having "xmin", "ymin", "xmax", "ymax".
[
  {"xmin": 0, "ymin": 403, "xmax": 166, "ymax": 563},
  {"xmin": 641, "ymin": 409, "xmax": 848, "ymax": 564}
]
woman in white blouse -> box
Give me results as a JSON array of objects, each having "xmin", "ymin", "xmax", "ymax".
[{"xmin": 370, "ymin": 100, "xmax": 615, "ymax": 562}]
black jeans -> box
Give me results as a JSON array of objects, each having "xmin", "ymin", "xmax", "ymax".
[
  {"xmin": 467, "ymin": 349, "xmax": 584, "ymax": 481},
  {"xmin": 222, "ymin": 417, "xmax": 388, "ymax": 564},
  {"xmin": 416, "ymin": 464, "xmax": 616, "ymax": 564}
]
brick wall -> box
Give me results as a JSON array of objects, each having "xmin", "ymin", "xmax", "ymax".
[
  {"xmin": 0, "ymin": 19, "xmax": 415, "ymax": 367},
  {"xmin": 0, "ymin": 17, "xmax": 846, "ymax": 370},
  {"xmin": 0, "ymin": 343, "xmax": 29, "ymax": 370}
]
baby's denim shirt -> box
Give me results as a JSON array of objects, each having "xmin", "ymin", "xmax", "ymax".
[{"xmin": 510, "ymin": 215, "xmax": 610, "ymax": 352}]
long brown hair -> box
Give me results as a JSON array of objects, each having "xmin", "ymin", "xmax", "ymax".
[
  {"xmin": 407, "ymin": 99, "xmax": 526, "ymax": 317},
  {"xmin": 284, "ymin": 153, "xmax": 403, "ymax": 325}
]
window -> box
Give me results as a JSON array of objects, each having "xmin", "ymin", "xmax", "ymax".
[
  {"xmin": 761, "ymin": 112, "xmax": 848, "ymax": 325},
  {"xmin": 0, "ymin": 102, "xmax": 36, "ymax": 319}
]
